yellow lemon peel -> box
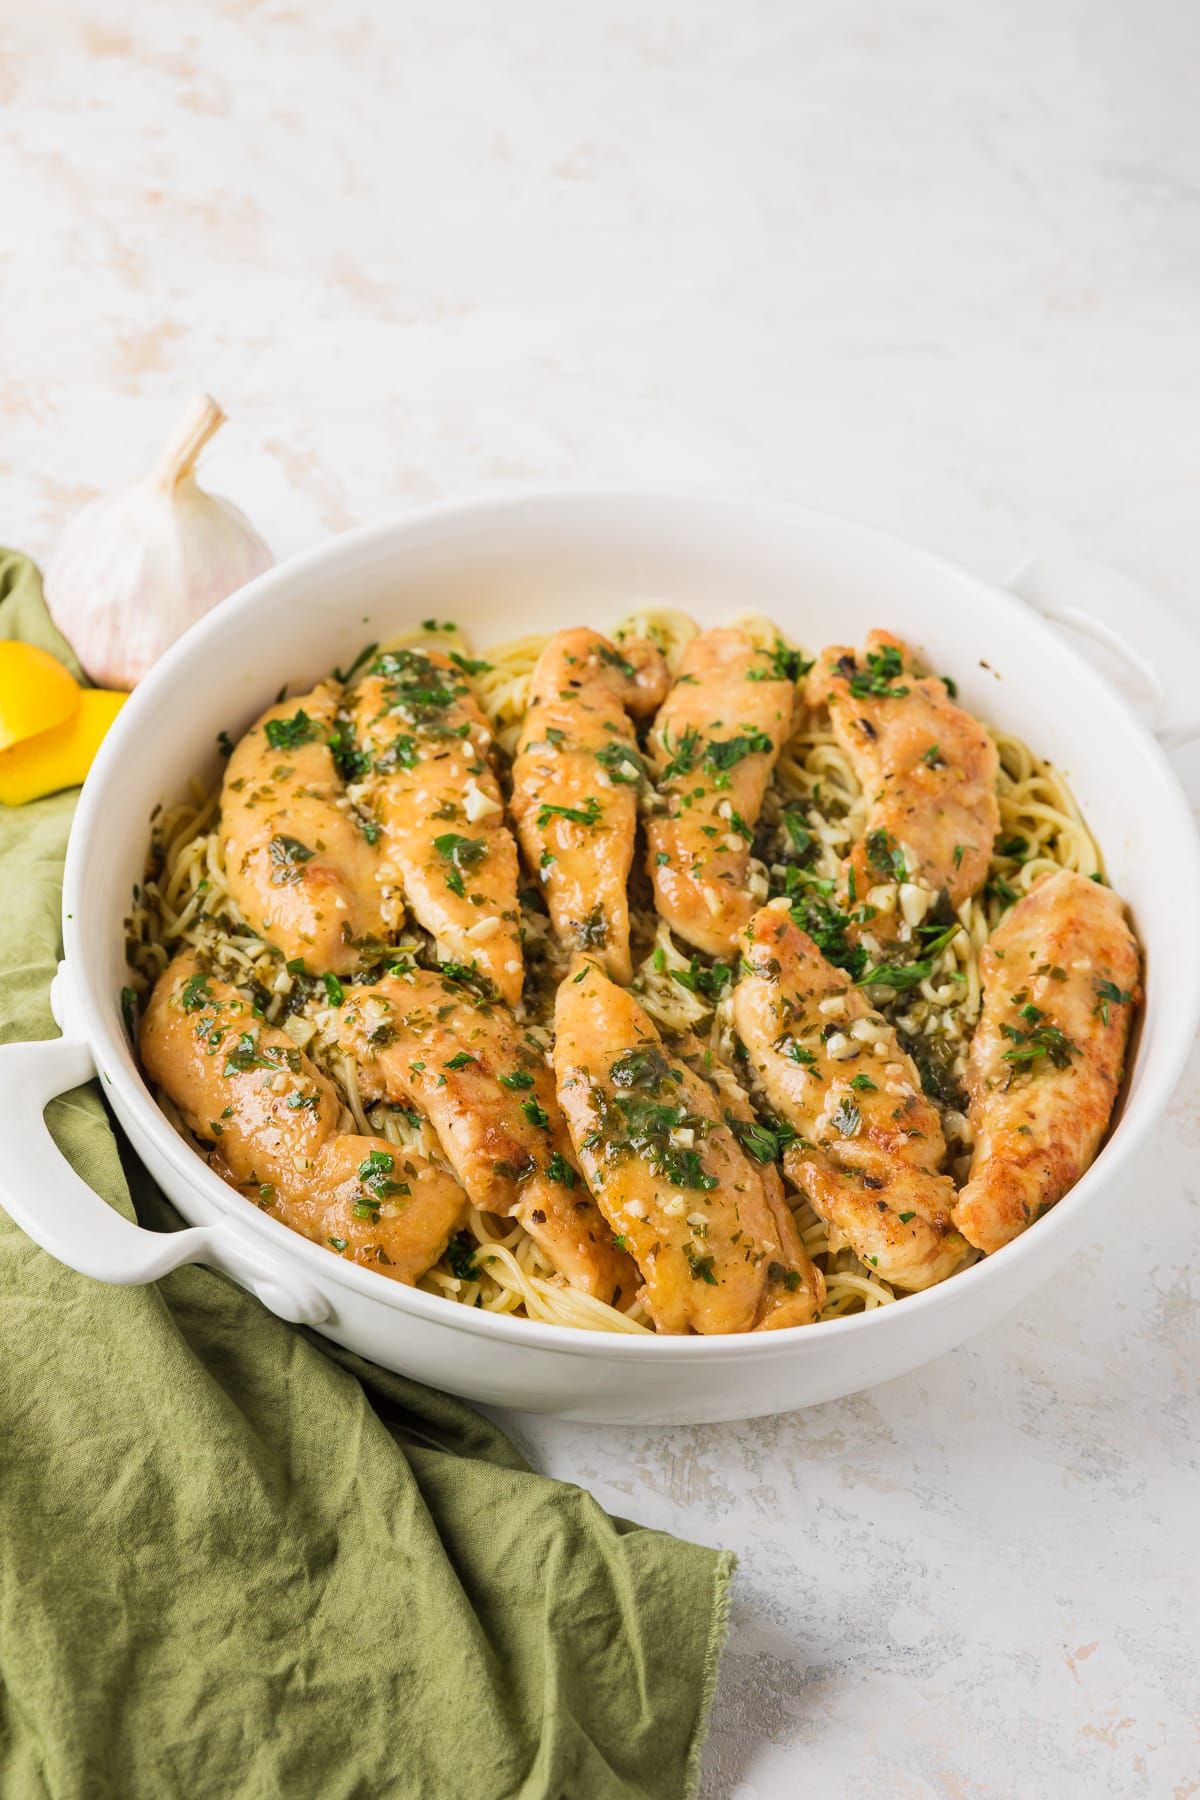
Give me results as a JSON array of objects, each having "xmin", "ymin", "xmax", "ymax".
[
  {"xmin": 0, "ymin": 689, "xmax": 127, "ymax": 807},
  {"xmin": 0, "ymin": 642, "xmax": 81, "ymax": 751}
]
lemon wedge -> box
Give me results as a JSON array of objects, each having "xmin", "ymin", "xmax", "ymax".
[
  {"xmin": 0, "ymin": 690, "xmax": 127, "ymax": 807},
  {"xmin": 0, "ymin": 642, "xmax": 81, "ymax": 751}
]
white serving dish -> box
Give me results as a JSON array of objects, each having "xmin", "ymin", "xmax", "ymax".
[{"xmin": 2, "ymin": 491, "xmax": 1198, "ymax": 1423}]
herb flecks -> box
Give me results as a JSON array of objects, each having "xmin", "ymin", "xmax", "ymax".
[
  {"xmin": 847, "ymin": 643, "xmax": 910, "ymax": 700},
  {"xmin": 268, "ymin": 835, "xmax": 316, "ymax": 885},
  {"xmin": 264, "ymin": 710, "xmax": 321, "ymax": 752}
]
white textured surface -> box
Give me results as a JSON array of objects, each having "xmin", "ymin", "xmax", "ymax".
[{"xmin": 2, "ymin": 3, "xmax": 1198, "ymax": 1793}]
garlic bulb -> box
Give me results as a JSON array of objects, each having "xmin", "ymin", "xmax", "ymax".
[{"xmin": 46, "ymin": 394, "xmax": 273, "ymax": 689}]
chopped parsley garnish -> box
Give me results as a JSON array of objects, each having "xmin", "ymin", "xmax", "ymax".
[
  {"xmin": 782, "ymin": 811, "xmax": 815, "ymax": 859},
  {"xmin": 704, "ymin": 729, "xmax": 773, "ymax": 785},
  {"xmin": 576, "ymin": 905, "xmax": 610, "ymax": 949},
  {"xmin": 1000, "ymin": 1005, "xmax": 1079, "ymax": 1071},
  {"xmin": 830, "ymin": 1097, "xmax": 861, "ymax": 1137},
  {"xmin": 180, "ymin": 971, "xmax": 212, "ymax": 1012},
  {"xmin": 371, "ymin": 647, "xmax": 463, "ymax": 719},
  {"xmin": 264, "ymin": 710, "xmax": 321, "ymax": 752},
  {"xmin": 855, "ymin": 925, "xmax": 960, "ymax": 993},
  {"xmin": 921, "ymin": 743, "xmax": 942, "ymax": 766},
  {"xmin": 685, "ymin": 1247, "xmax": 718, "ymax": 1285},
  {"xmin": 545, "ymin": 1151, "xmax": 577, "ymax": 1188},
  {"xmin": 334, "ymin": 641, "xmax": 379, "ymax": 684},
  {"xmin": 433, "ymin": 832, "xmax": 488, "ymax": 897},
  {"xmin": 847, "ymin": 643, "xmax": 909, "ymax": 699},
  {"xmin": 594, "ymin": 740, "xmax": 646, "ymax": 784},
  {"xmin": 725, "ymin": 1111, "xmax": 790, "ymax": 1163},
  {"xmin": 322, "ymin": 973, "xmax": 345, "ymax": 1007},
  {"xmin": 767, "ymin": 1262, "xmax": 803, "ymax": 1292},
  {"xmin": 865, "ymin": 829, "xmax": 906, "ymax": 883},
  {"xmin": 1093, "ymin": 979, "xmax": 1133, "ymax": 1026},
  {"xmin": 783, "ymin": 1039, "xmax": 818, "ymax": 1068},
  {"xmin": 749, "ymin": 641, "xmax": 813, "ymax": 683},
  {"xmin": 521, "ymin": 1096, "xmax": 550, "ymax": 1130},
  {"xmin": 661, "ymin": 725, "xmax": 701, "ymax": 782},
  {"xmin": 609, "ymin": 1046, "xmax": 677, "ymax": 1091},
  {"xmin": 444, "ymin": 1051, "xmax": 476, "ymax": 1071},
  {"xmin": 449, "ymin": 651, "xmax": 492, "ymax": 676},
  {"xmin": 357, "ymin": 1147, "xmax": 410, "ymax": 1199},
  {"xmin": 849, "ymin": 1073, "xmax": 878, "ymax": 1091},
  {"xmin": 268, "ymin": 835, "xmax": 316, "ymax": 885},
  {"xmin": 222, "ymin": 1032, "xmax": 300, "ymax": 1077},
  {"xmin": 446, "ymin": 1234, "xmax": 479, "ymax": 1279},
  {"xmin": 898, "ymin": 1211, "xmax": 916, "ymax": 1224},
  {"xmin": 372, "ymin": 732, "xmax": 417, "ymax": 775},
  {"xmin": 328, "ymin": 1236, "xmax": 348, "ymax": 1252},
  {"xmin": 787, "ymin": 892, "xmax": 866, "ymax": 982},
  {"xmin": 216, "ymin": 729, "xmax": 235, "ymax": 758},
  {"xmin": 536, "ymin": 797, "xmax": 602, "ymax": 829},
  {"xmin": 328, "ymin": 727, "xmax": 370, "ymax": 783},
  {"xmin": 598, "ymin": 643, "xmax": 636, "ymax": 678},
  {"xmin": 499, "ymin": 1069, "xmax": 535, "ymax": 1091},
  {"xmin": 671, "ymin": 957, "xmax": 734, "ymax": 1002},
  {"xmin": 995, "ymin": 834, "xmax": 1029, "ymax": 860}
]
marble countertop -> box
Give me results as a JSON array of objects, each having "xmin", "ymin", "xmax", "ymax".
[{"xmin": 3, "ymin": 2, "xmax": 1197, "ymax": 1793}]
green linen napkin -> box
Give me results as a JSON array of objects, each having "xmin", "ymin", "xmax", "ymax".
[{"xmin": 0, "ymin": 551, "xmax": 732, "ymax": 1800}]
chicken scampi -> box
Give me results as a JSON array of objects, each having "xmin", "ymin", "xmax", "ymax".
[
  {"xmin": 141, "ymin": 954, "xmax": 465, "ymax": 1282},
  {"xmin": 338, "ymin": 965, "xmax": 636, "ymax": 1303},
  {"xmin": 733, "ymin": 905, "xmax": 967, "ymax": 1291},
  {"xmin": 807, "ymin": 631, "xmax": 999, "ymax": 939},
  {"xmin": 953, "ymin": 869, "xmax": 1140, "ymax": 1255},
  {"xmin": 554, "ymin": 957, "xmax": 822, "ymax": 1333},
  {"xmin": 221, "ymin": 681, "xmax": 389, "ymax": 975},
  {"xmin": 511, "ymin": 628, "xmax": 668, "ymax": 984},
  {"xmin": 350, "ymin": 648, "xmax": 524, "ymax": 1006},
  {"xmin": 131, "ymin": 609, "xmax": 1140, "ymax": 1336},
  {"xmin": 646, "ymin": 628, "xmax": 799, "ymax": 958}
]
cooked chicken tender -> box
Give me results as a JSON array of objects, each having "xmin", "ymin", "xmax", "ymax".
[
  {"xmin": 806, "ymin": 631, "xmax": 999, "ymax": 934},
  {"xmin": 666, "ymin": 1030, "xmax": 824, "ymax": 1328},
  {"xmin": 732, "ymin": 905, "xmax": 967, "ymax": 1291},
  {"xmin": 350, "ymin": 647, "xmax": 523, "ymax": 1006},
  {"xmin": 338, "ymin": 967, "xmax": 636, "ymax": 1303},
  {"xmin": 646, "ymin": 629, "xmax": 796, "ymax": 957},
  {"xmin": 511, "ymin": 628, "xmax": 668, "ymax": 984},
  {"xmin": 140, "ymin": 954, "xmax": 465, "ymax": 1282},
  {"xmin": 953, "ymin": 869, "xmax": 1140, "ymax": 1255},
  {"xmin": 221, "ymin": 681, "xmax": 388, "ymax": 975},
  {"xmin": 554, "ymin": 957, "xmax": 822, "ymax": 1333}
]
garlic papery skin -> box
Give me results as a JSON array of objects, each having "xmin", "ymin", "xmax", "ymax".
[{"xmin": 45, "ymin": 394, "xmax": 273, "ymax": 690}]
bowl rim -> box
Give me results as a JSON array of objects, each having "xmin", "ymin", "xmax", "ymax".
[{"xmin": 65, "ymin": 483, "xmax": 1200, "ymax": 1359}]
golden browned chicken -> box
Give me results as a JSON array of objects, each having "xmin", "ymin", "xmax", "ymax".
[
  {"xmin": 806, "ymin": 632, "xmax": 999, "ymax": 936},
  {"xmin": 140, "ymin": 953, "xmax": 465, "ymax": 1281},
  {"xmin": 554, "ymin": 957, "xmax": 822, "ymax": 1332},
  {"xmin": 665, "ymin": 1029, "xmax": 825, "ymax": 1328},
  {"xmin": 510, "ymin": 629, "xmax": 668, "ymax": 984},
  {"xmin": 221, "ymin": 681, "xmax": 388, "ymax": 975},
  {"xmin": 338, "ymin": 966, "xmax": 636, "ymax": 1303},
  {"xmin": 953, "ymin": 869, "xmax": 1140, "ymax": 1254},
  {"xmin": 646, "ymin": 629, "xmax": 797, "ymax": 958},
  {"xmin": 732, "ymin": 904, "xmax": 967, "ymax": 1290},
  {"xmin": 350, "ymin": 648, "xmax": 523, "ymax": 1006}
]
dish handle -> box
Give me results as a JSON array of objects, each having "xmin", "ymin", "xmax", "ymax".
[
  {"xmin": 0, "ymin": 1003, "xmax": 331, "ymax": 1327},
  {"xmin": 1010, "ymin": 552, "xmax": 1200, "ymax": 751}
]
